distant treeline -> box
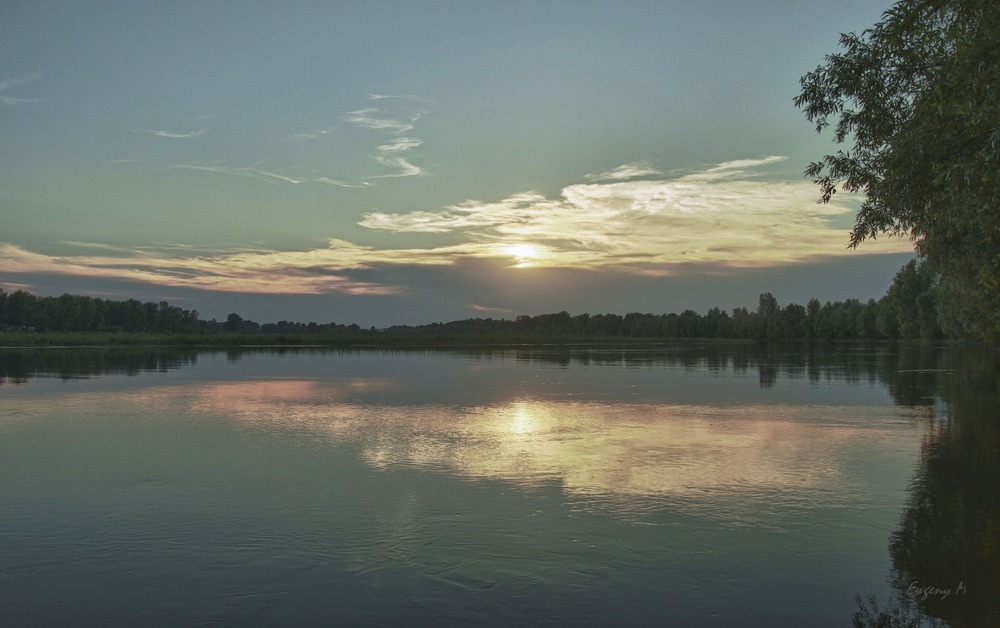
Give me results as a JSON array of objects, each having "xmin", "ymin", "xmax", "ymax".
[
  {"xmin": 0, "ymin": 291, "xmax": 373, "ymax": 337},
  {"xmin": 0, "ymin": 292, "xmax": 202, "ymax": 334},
  {"xmin": 0, "ymin": 259, "xmax": 985, "ymax": 341}
]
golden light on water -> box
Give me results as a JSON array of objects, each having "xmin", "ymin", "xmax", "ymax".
[
  {"xmin": 0, "ymin": 374, "xmax": 932, "ymax": 537},
  {"xmin": 171, "ymin": 384, "xmax": 910, "ymax": 504},
  {"xmin": 509, "ymin": 401, "xmax": 539, "ymax": 434},
  {"xmin": 13, "ymin": 381, "xmax": 920, "ymax": 514}
]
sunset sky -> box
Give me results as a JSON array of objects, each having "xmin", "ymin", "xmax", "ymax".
[{"xmin": 1, "ymin": 0, "xmax": 913, "ymax": 326}]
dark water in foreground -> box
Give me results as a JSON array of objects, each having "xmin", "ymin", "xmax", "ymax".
[{"xmin": 1, "ymin": 344, "xmax": 997, "ymax": 626}]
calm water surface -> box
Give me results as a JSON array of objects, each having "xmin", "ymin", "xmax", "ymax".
[{"xmin": 1, "ymin": 344, "xmax": 996, "ymax": 626}]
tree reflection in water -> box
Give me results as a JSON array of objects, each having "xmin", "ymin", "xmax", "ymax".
[
  {"xmin": 885, "ymin": 345, "xmax": 1000, "ymax": 627},
  {"xmin": 3, "ymin": 342, "xmax": 998, "ymax": 623}
]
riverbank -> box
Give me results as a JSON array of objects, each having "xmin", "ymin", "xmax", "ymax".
[{"xmin": 2, "ymin": 331, "xmax": 744, "ymax": 349}]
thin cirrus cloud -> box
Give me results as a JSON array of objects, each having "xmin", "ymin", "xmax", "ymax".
[
  {"xmin": 1, "ymin": 158, "xmax": 913, "ymax": 296},
  {"xmin": 289, "ymin": 125, "xmax": 338, "ymax": 140},
  {"xmin": 131, "ymin": 127, "xmax": 210, "ymax": 139},
  {"xmin": 342, "ymin": 107, "xmax": 418, "ymax": 133},
  {"xmin": 170, "ymin": 163, "xmax": 370, "ymax": 188},
  {"xmin": 126, "ymin": 94, "xmax": 429, "ymax": 185},
  {"xmin": 0, "ymin": 73, "xmax": 45, "ymax": 106},
  {"xmin": 369, "ymin": 137, "xmax": 425, "ymax": 178},
  {"xmin": 344, "ymin": 95, "xmax": 429, "ymax": 178},
  {"xmin": 585, "ymin": 161, "xmax": 663, "ymax": 182}
]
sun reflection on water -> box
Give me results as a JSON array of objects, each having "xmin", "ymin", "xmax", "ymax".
[
  {"xmin": 174, "ymin": 381, "xmax": 918, "ymax": 512},
  {"xmin": 509, "ymin": 401, "xmax": 537, "ymax": 435},
  {"xmin": 7, "ymin": 378, "xmax": 922, "ymax": 521}
]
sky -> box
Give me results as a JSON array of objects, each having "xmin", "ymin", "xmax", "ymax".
[{"xmin": 0, "ymin": 0, "xmax": 914, "ymax": 326}]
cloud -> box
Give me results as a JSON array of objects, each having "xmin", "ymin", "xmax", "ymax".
[
  {"xmin": 360, "ymin": 156, "xmax": 912, "ymax": 268},
  {"xmin": 171, "ymin": 163, "xmax": 371, "ymax": 188},
  {"xmin": 681, "ymin": 155, "xmax": 787, "ymax": 182},
  {"xmin": 368, "ymin": 137, "xmax": 426, "ymax": 178},
  {"xmin": 289, "ymin": 125, "xmax": 338, "ymax": 140},
  {"xmin": 0, "ymin": 241, "xmax": 397, "ymax": 295},
  {"xmin": 0, "ymin": 73, "xmax": 45, "ymax": 106},
  {"xmin": 0, "ymin": 237, "xmax": 560, "ymax": 297},
  {"xmin": 343, "ymin": 107, "xmax": 418, "ymax": 134},
  {"xmin": 0, "ymin": 281, "xmax": 34, "ymax": 291},
  {"xmin": 0, "ymin": 95, "xmax": 45, "ymax": 106},
  {"xmin": 0, "ymin": 76, "xmax": 39, "ymax": 91},
  {"xmin": 57, "ymin": 241, "xmax": 150, "ymax": 254},
  {"xmin": 344, "ymin": 95, "xmax": 429, "ymax": 178},
  {"xmin": 586, "ymin": 161, "xmax": 662, "ymax": 182},
  {"xmin": 1, "ymin": 158, "xmax": 913, "ymax": 298},
  {"xmin": 1, "ymin": 235, "xmax": 544, "ymax": 297},
  {"xmin": 469, "ymin": 304, "xmax": 521, "ymax": 314},
  {"xmin": 131, "ymin": 127, "xmax": 210, "ymax": 138},
  {"xmin": 369, "ymin": 93, "xmax": 435, "ymax": 105}
]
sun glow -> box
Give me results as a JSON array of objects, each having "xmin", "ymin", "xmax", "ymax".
[
  {"xmin": 1, "ymin": 159, "xmax": 915, "ymax": 298},
  {"xmin": 505, "ymin": 243, "xmax": 543, "ymax": 268}
]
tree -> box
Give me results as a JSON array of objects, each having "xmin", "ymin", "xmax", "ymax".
[
  {"xmin": 795, "ymin": 0, "xmax": 1000, "ymax": 339},
  {"xmin": 757, "ymin": 292, "xmax": 779, "ymax": 338},
  {"xmin": 4, "ymin": 290, "xmax": 38, "ymax": 327},
  {"xmin": 780, "ymin": 303, "xmax": 807, "ymax": 339},
  {"xmin": 884, "ymin": 259, "xmax": 940, "ymax": 339},
  {"xmin": 703, "ymin": 306, "xmax": 732, "ymax": 338},
  {"xmin": 224, "ymin": 312, "xmax": 244, "ymax": 332},
  {"xmin": 889, "ymin": 346, "xmax": 1000, "ymax": 625},
  {"xmin": 935, "ymin": 273, "xmax": 993, "ymax": 338},
  {"xmin": 876, "ymin": 295, "xmax": 901, "ymax": 339},
  {"xmin": 805, "ymin": 298, "xmax": 822, "ymax": 338},
  {"xmin": 856, "ymin": 298, "xmax": 879, "ymax": 339},
  {"xmin": 757, "ymin": 292, "xmax": 778, "ymax": 318}
]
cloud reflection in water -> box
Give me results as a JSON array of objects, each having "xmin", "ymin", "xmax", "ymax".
[{"xmin": 187, "ymin": 380, "xmax": 913, "ymax": 521}]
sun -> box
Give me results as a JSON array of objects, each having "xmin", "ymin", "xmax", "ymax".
[{"xmin": 505, "ymin": 243, "xmax": 542, "ymax": 268}]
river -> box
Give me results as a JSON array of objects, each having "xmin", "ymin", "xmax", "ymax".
[{"xmin": 1, "ymin": 344, "xmax": 996, "ymax": 626}]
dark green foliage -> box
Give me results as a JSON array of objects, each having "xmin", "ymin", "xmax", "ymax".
[
  {"xmin": 888, "ymin": 345, "xmax": 1000, "ymax": 625},
  {"xmin": 851, "ymin": 594, "xmax": 924, "ymax": 628},
  {"xmin": 796, "ymin": 0, "xmax": 1000, "ymax": 340},
  {"xmin": 0, "ymin": 256, "xmax": 990, "ymax": 345},
  {"xmin": 885, "ymin": 260, "xmax": 941, "ymax": 339},
  {"xmin": 379, "ymin": 279, "xmax": 930, "ymax": 342},
  {"xmin": 0, "ymin": 290, "xmax": 199, "ymax": 334}
]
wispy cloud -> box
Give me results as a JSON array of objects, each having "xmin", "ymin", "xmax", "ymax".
[
  {"xmin": 0, "ymin": 73, "xmax": 45, "ymax": 106},
  {"xmin": 344, "ymin": 94, "xmax": 429, "ymax": 178},
  {"xmin": 0, "ymin": 241, "xmax": 398, "ymax": 295},
  {"xmin": 0, "ymin": 237, "xmax": 554, "ymax": 296},
  {"xmin": 586, "ymin": 161, "xmax": 662, "ymax": 182},
  {"xmin": 680, "ymin": 156, "xmax": 787, "ymax": 182},
  {"xmin": 369, "ymin": 93, "xmax": 435, "ymax": 105},
  {"xmin": 0, "ymin": 281, "xmax": 35, "ymax": 291},
  {"xmin": 58, "ymin": 241, "xmax": 149, "ymax": 254},
  {"xmin": 289, "ymin": 125, "xmax": 338, "ymax": 140},
  {"xmin": 368, "ymin": 137, "xmax": 426, "ymax": 178},
  {"xmin": 469, "ymin": 304, "xmax": 521, "ymax": 314},
  {"xmin": 343, "ymin": 107, "xmax": 417, "ymax": 133},
  {"xmin": 1, "ymin": 158, "xmax": 912, "ymax": 297},
  {"xmin": 360, "ymin": 157, "xmax": 912, "ymax": 268},
  {"xmin": 131, "ymin": 127, "xmax": 210, "ymax": 138},
  {"xmin": 171, "ymin": 162, "xmax": 371, "ymax": 188}
]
